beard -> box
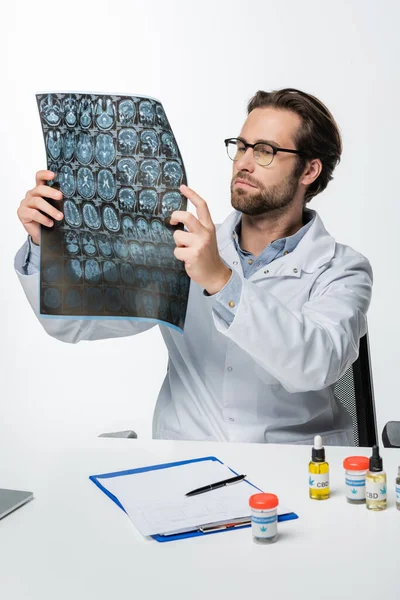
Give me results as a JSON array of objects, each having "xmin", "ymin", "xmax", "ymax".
[{"xmin": 230, "ymin": 168, "xmax": 301, "ymax": 216}]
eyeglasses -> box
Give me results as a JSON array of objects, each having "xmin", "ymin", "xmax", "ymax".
[{"xmin": 224, "ymin": 137, "xmax": 306, "ymax": 167}]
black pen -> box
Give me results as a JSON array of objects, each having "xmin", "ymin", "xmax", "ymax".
[{"xmin": 185, "ymin": 474, "xmax": 246, "ymax": 497}]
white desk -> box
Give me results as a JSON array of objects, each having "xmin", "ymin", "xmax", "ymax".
[{"xmin": 1, "ymin": 438, "xmax": 399, "ymax": 599}]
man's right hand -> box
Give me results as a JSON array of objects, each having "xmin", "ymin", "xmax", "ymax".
[{"xmin": 17, "ymin": 170, "xmax": 64, "ymax": 246}]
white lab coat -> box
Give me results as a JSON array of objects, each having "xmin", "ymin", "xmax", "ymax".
[{"xmin": 15, "ymin": 209, "xmax": 372, "ymax": 445}]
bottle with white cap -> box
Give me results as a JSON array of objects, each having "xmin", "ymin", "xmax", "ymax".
[{"xmin": 309, "ymin": 435, "xmax": 330, "ymax": 500}]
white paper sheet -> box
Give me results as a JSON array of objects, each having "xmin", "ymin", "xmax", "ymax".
[{"xmin": 98, "ymin": 459, "xmax": 292, "ymax": 536}]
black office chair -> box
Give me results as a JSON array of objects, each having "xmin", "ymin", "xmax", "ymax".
[
  {"xmin": 382, "ymin": 422, "xmax": 400, "ymax": 448},
  {"xmin": 334, "ymin": 332, "xmax": 377, "ymax": 447}
]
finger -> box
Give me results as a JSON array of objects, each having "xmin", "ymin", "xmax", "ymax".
[
  {"xmin": 29, "ymin": 197, "xmax": 63, "ymax": 221},
  {"xmin": 173, "ymin": 230, "xmax": 193, "ymax": 247},
  {"xmin": 174, "ymin": 247, "xmax": 191, "ymax": 262},
  {"xmin": 180, "ymin": 184, "xmax": 213, "ymax": 228},
  {"xmin": 34, "ymin": 184, "xmax": 63, "ymax": 201},
  {"xmin": 20, "ymin": 207, "xmax": 54, "ymax": 228},
  {"xmin": 35, "ymin": 170, "xmax": 55, "ymax": 186},
  {"xmin": 170, "ymin": 210, "xmax": 203, "ymax": 233}
]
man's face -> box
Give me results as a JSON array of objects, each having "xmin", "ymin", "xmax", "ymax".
[{"xmin": 231, "ymin": 107, "xmax": 305, "ymax": 216}]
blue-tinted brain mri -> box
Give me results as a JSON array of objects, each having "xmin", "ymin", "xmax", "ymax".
[
  {"xmin": 95, "ymin": 134, "xmax": 116, "ymax": 167},
  {"xmin": 37, "ymin": 92, "xmax": 189, "ymax": 330},
  {"xmin": 117, "ymin": 158, "xmax": 138, "ymax": 186},
  {"xmin": 138, "ymin": 189, "xmax": 158, "ymax": 214},
  {"xmin": 138, "ymin": 160, "xmax": 160, "ymax": 187},
  {"xmin": 140, "ymin": 130, "xmax": 159, "ymax": 157},
  {"xmin": 76, "ymin": 133, "xmax": 94, "ymax": 165}
]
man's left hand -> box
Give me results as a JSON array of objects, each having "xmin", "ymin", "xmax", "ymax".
[{"xmin": 170, "ymin": 184, "xmax": 232, "ymax": 295}]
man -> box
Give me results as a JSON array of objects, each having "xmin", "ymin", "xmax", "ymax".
[{"xmin": 15, "ymin": 88, "xmax": 372, "ymax": 445}]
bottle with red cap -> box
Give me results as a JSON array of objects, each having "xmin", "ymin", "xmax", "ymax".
[
  {"xmin": 343, "ymin": 455, "xmax": 369, "ymax": 504},
  {"xmin": 248, "ymin": 493, "xmax": 279, "ymax": 544}
]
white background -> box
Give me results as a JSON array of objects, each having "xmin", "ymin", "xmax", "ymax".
[{"xmin": 1, "ymin": 0, "xmax": 398, "ymax": 448}]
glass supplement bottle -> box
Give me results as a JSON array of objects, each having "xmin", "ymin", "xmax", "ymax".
[
  {"xmin": 309, "ymin": 435, "xmax": 330, "ymax": 500},
  {"xmin": 366, "ymin": 445, "xmax": 387, "ymax": 511},
  {"xmin": 396, "ymin": 466, "xmax": 400, "ymax": 511},
  {"xmin": 343, "ymin": 456, "xmax": 369, "ymax": 504}
]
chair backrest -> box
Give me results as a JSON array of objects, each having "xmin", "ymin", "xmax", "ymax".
[{"xmin": 333, "ymin": 332, "xmax": 377, "ymax": 447}]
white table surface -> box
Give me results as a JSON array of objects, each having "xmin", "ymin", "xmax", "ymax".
[{"xmin": 1, "ymin": 437, "xmax": 399, "ymax": 600}]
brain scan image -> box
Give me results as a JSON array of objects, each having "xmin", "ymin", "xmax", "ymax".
[
  {"xmin": 64, "ymin": 231, "xmax": 80, "ymax": 255},
  {"xmin": 117, "ymin": 158, "xmax": 138, "ymax": 186},
  {"xmin": 161, "ymin": 132, "xmax": 178, "ymax": 158},
  {"xmin": 63, "ymin": 131, "xmax": 75, "ymax": 162},
  {"xmin": 144, "ymin": 242, "xmax": 159, "ymax": 266},
  {"xmin": 105, "ymin": 288, "xmax": 122, "ymax": 312},
  {"xmin": 59, "ymin": 166, "xmax": 75, "ymax": 197},
  {"xmin": 81, "ymin": 232, "xmax": 97, "ymax": 256},
  {"xmin": 46, "ymin": 130, "xmax": 62, "ymax": 160},
  {"xmin": 84, "ymin": 259, "xmax": 101, "ymax": 284},
  {"xmin": 95, "ymin": 97, "xmax": 115, "ymax": 130},
  {"xmin": 85, "ymin": 287, "xmax": 103, "ymax": 312},
  {"xmin": 95, "ymin": 133, "xmax": 116, "ymax": 167},
  {"xmin": 138, "ymin": 160, "xmax": 160, "ymax": 187},
  {"xmin": 128, "ymin": 241, "xmax": 144, "ymax": 264},
  {"xmin": 122, "ymin": 216, "xmax": 136, "ymax": 238},
  {"xmin": 65, "ymin": 258, "xmax": 82, "ymax": 283},
  {"xmin": 161, "ymin": 192, "xmax": 182, "ymax": 217},
  {"xmin": 135, "ymin": 217, "xmax": 150, "ymax": 241},
  {"xmin": 98, "ymin": 169, "xmax": 116, "ymax": 201},
  {"xmin": 97, "ymin": 234, "xmax": 113, "ymax": 257},
  {"xmin": 40, "ymin": 95, "xmax": 62, "ymax": 126},
  {"xmin": 63, "ymin": 200, "xmax": 82, "ymax": 227},
  {"xmin": 78, "ymin": 96, "xmax": 93, "ymax": 129},
  {"xmin": 163, "ymin": 161, "xmax": 183, "ymax": 187},
  {"xmin": 113, "ymin": 236, "xmax": 129, "ymax": 259},
  {"xmin": 77, "ymin": 167, "xmax": 96, "ymax": 199},
  {"xmin": 43, "ymin": 287, "xmax": 61, "ymax": 310},
  {"xmin": 65, "ymin": 289, "xmax": 82, "ymax": 310},
  {"xmin": 118, "ymin": 188, "xmax": 136, "ymax": 212},
  {"xmin": 149, "ymin": 219, "xmax": 165, "ymax": 242},
  {"xmin": 120, "ymin": 263, "xmax": 135, "ymax": 285},
  {"xmin": 140, "ymin": 130, "xmax": 159, "ymax": 157},
  {"xmin": 135, "ymin": 267, "xmax": 150, "ymax": 289},
  {"xmin": 37, "ymin": 92, "xmax": 189, "ymax": 326},
  {"xmin": 138, "ymin": 189, "xmax": 158, "ymax": 215},
  {"xmin": 76, "ymin": 133, "xmax": 94, "ymax": 165},
  {"xmin": 83, "ymin": 203, "xmax": 101, "ymax": 230},
  {"xmin": 119, "ymin": 129, "xmax": 137, "ymax": 155},
  {"xmin": 43, "ymin": 260, "xmax": 62, "ymax": 284},
  {"xmin": 118, "ymin": 99, "xmax": 135, "ymax": 126},
  {"xmin": 155, "ymin": 104, "xmax": 168, "ymax": 128},
  {"xmin": 103, "ymin": 260, "xmax": 119, "ymax": 283},
  {"xmin": 63, "ymin": 95, "xmax": 78, "ymax": 127},
  {"xmin": 103, "ymin": 205, "xmax": 120, "ymax": 232},
  {"xmin": 138, "ymin": 100, "xmax": 155, "ymax": 126}
]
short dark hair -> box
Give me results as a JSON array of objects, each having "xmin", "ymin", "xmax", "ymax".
[{"xmin": 247, "ymin": 88, "xmax": 342, "ymax": 203}]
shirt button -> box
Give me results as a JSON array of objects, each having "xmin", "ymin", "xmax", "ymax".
[
  {"xmin": 264, "ymin": 269, "xmax": 269, "ymax": 274},
  {"xmin": 227, "ymin": 366, "xmax": 233, "ymax": 372},
  {"xmin": 247, "ymin": 258, "xmax": 253, "ymax": 265},
  {"xmin": 284, "ymin": 251, "xmax": 289, "ymax": 256},
  {"xmin": 229, "ymin": 417, "xmax": 235, "ymax": 422},
  {"xmin": 293, "ymin": 268, "xmax": 298, "ymax": 273},
  {"xmin": 228, "ymin": 300, "xmax": 235, "ymax": 308},
  {"xmin": 233, "ymin": 260, "xmax": 238, "ymax": 265}
]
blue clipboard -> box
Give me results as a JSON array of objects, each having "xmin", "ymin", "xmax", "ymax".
[{"xmin": 89, "ymin": 455, "xmax": 298, "ymax": 542}]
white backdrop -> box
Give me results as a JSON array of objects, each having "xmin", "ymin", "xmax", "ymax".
[{"xmin": 1, "ymin": 0, "xmax": 398, "ymax": 448}]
